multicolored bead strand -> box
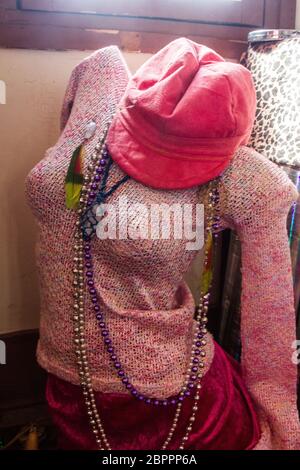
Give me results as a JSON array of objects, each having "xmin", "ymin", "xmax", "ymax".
[{"xmin": 177, "ymin": 181, "xmax": 220, "ymax": 449}]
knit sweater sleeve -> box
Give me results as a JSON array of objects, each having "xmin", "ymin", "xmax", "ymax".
[{"xmin": 219, "ymin": 146, "xmax": 300, "ymax": 449}]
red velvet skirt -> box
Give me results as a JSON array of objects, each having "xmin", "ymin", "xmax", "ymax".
[{"xmin": 46, "ymin": 341, "xmax": 261, "ymax": 450}]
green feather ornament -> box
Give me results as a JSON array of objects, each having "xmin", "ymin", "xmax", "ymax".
[
  {"xmin": 65, "ymin": 144, "xmax": 84, "ymax": 209},
  {"xmin": 200, "ymin": 231, "xmax": 213, "ymax": 295}
]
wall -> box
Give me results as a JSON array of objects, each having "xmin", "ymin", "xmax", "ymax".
[
  {"xmin": 0, "ymin": 48, "xmax": 151, "ymax": 334},
  {"xmin": 296, "ymin": 0, "xmax": 300, "ymax": 28}
]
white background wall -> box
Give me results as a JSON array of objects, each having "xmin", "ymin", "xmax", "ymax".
[
  {"xmin": 296, "ymin": 0, "xmax": 300, "ymax": 28},
  {"xmin": 0, "ymin": 49, "xmax": 151, "ymax": 334}
]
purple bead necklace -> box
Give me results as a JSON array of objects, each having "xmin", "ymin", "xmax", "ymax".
[{"xmin": 72, "ymin": 122, "xmax": 220, "ymax": 450}]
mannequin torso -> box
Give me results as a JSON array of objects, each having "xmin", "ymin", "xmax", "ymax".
[{"xmin": 25, "ymin": 45, "xmax": 300, "ymax": 449}]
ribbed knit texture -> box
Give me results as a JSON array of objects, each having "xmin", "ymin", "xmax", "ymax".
[{"xmin": 25, "ymin": 46, "xmax": 300, "ymax": 449}]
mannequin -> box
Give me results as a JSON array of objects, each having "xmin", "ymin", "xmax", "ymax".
[{"xmin": 25, "ymin": 43, "xmax": 300, "ymax": 450}]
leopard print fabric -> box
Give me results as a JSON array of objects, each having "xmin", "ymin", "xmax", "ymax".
[{"xmin": 241, "ymin": 36, "xmax": 300, "ymax": 167}]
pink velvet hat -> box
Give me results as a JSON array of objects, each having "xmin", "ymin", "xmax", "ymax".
[{"xmin": 107, "ymin": 37, "xmax": 256, "ymax": 189}]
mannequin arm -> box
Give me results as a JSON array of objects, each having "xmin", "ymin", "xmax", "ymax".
[{"xmin": 220, "ymin": 146, "xmax": 300, "ymax": 449}]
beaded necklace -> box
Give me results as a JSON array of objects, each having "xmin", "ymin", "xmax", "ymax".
[
  {"xmin": 71, "ymin": 121, "xmax": 220, "ymax": 450},
  {"xmin": 81, "ymin": 155, "xmax": 130, "ymax": 239}
]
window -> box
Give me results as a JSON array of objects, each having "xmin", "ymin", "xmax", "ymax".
[
  {"xmin": 20, "ymin": 0, "xmax": 265, "ymax": 27},
  {"xmin": 0, "ymin": 0, "xmax": 296, "ymax": 59}
]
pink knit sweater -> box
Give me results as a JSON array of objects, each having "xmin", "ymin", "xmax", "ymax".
[{"xmin": 25, "ymin": 46, "xmax": 300, "ymax": 450}]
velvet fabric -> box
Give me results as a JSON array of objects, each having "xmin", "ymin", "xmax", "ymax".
[
  {"xmin": 107, "ymin": 37, "xmax": 257, "ymax": 189},
  {"xmin": 46, "ymin": 340, "xmax": 260, "ymax": 450}
]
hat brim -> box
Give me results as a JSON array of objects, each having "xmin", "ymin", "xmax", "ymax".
[{"xmin": 106, "ymin": 117, "xmax": 235, "ymax": 190}]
